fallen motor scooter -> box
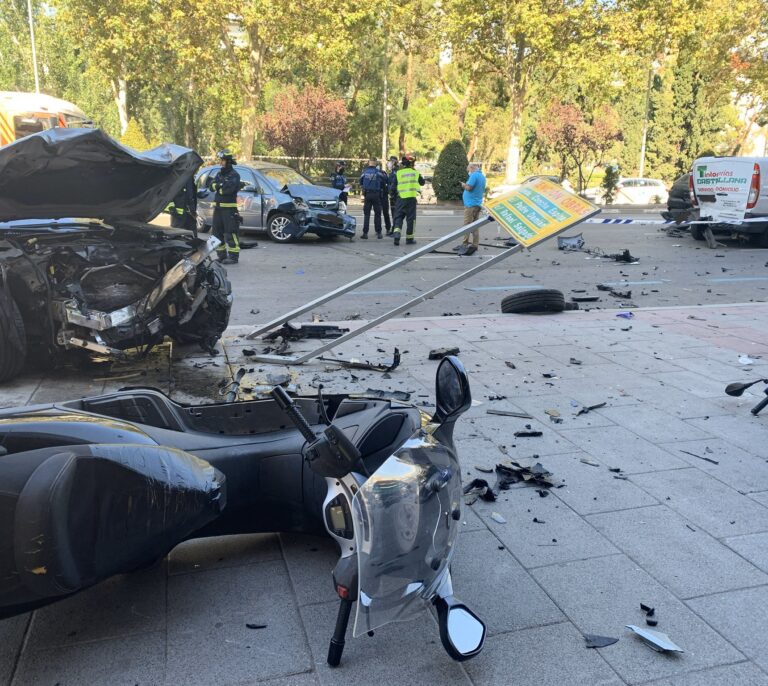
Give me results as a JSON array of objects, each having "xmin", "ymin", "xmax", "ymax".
[{"xmin": 0, "ymin": 356, "xmax": 485, "ymax": 666}]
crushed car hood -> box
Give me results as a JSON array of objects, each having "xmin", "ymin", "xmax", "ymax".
[
  {"xmin": 283, "ymin": 183, "xmax": 340, "ymax": 201},
  {"xmin": 0, "ymin": 128, "xmax": 203, "ymax": 223}
]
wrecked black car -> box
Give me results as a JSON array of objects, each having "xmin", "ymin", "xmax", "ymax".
[{"xmin": 0, "ymin": 128, "xmax": 233, "ymax": 383}]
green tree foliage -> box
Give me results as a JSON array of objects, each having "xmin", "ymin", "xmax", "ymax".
[
  {"xmin": 119, "ymin": 119, "xmax": 151, "ymax": 151},
  {"xmin": 433, "ymin": 140, "xmax": 468, "ymax": 201}
]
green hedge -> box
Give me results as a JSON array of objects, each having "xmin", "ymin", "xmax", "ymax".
[{"xmin": 433, "ymin": 140, "xmax": 468, "ymax": 201}]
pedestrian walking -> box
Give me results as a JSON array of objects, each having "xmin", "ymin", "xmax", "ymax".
[
  {"xmin": 359, "ymin": 157, "xmax": 384, "ymax": 239},
  {"xmin": 456, "ymin": 162, "xmax": 486, "ymax": 255},
  {"xmin": 331, "ymin": 161, "xmax": 348, "ymax": 204},
  {"xmin": 166, "ymin": 172, "xmax": 198, "ymax": 232},
  {"xmin": 391, "ymin": 153, "xmax": 425, "ymax": 246},
  {"xmin": 210, "ymin": 149, "xmax": 241, "ymax": 264},
  {"xmin": 377, "ymin": 161, "xmax": 392, "ymax": 234},
  {"xmin": 386, "ymin": 156, "xmax": 398, "ymax": 235}
]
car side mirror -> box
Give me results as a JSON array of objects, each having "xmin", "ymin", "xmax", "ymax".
[
  {"xmin": 432, "ymin": 356, "xmax": 471, "ymax": 426},
  {"xmin": 241, "ymin": 182, "xmax": 258, "ymax": 192},
  {"xmin": 435, "ymin": 595, "xmax": 486, "ymax": 662}
]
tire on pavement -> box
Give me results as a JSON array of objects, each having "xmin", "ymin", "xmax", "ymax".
[
  {"xmin": 690, "ymin": 225, "xmax": 706, "ymax": 241},
  {"xmin": 267, "ymin": 213, "xmax": 297, "ymax": 242},
  {"xmin": 501, "ymin": 289, "xmax": 566, "ymax": 314},
  {"xmin": 0, "ymin": 287, "xmax": 27, "ymax": 383}
]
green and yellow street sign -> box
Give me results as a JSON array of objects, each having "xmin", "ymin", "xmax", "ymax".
[{"xmin": 485, "ymin": 178, "xmax": 599, "ymax": 247}]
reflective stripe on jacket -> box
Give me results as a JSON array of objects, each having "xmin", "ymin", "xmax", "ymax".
[{"xmin": 396, "ymin": 168, "xmax": 421, "ymax": 199}]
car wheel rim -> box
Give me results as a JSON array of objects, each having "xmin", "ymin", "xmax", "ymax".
[{"xmin": 271, "ymin": 216, "xmax": 290, "ymax": 240}]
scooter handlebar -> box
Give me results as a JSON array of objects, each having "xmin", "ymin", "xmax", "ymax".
[
  {"xmin": 271, "ymin": 386, "xmax": 317, "ymax": 442},
  {"xmin": 751, "ymin": 394, "xmax": 768, "ymax": 416}
]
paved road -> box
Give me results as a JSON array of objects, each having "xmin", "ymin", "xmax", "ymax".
[{"xmin": 225, "ymin": 208, "xmax": 768, "ymax": 328}]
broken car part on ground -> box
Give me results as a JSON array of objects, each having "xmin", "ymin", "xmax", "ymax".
[{"xmin": 0, "ymin": 128, "xmax": 232, "ymax": 383}]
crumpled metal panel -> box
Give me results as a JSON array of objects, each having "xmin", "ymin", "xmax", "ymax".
[{"xmin": 0, "ymin": 128, "xmax": 202, "ymax": 223}]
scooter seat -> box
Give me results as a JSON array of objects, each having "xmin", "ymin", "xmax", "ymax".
[{"xmin": 0, "ymin": 443, "xmax": 225, "ymax": 618}]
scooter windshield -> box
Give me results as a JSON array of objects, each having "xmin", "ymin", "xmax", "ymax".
[{"xmin": 351, "ymin": 430, "xmax": 462, "ymax": 637}]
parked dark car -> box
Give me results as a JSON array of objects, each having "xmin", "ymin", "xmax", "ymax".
[
  {"xmin": 196, "ymin": 162, "xmax": 356, "ymax": 242},
  {"xmin": 0, "ymin": 128, "xmax": 233, "ymax": 383},
  {"xmin": 661, "ymin": 172, "xmax": 694, "ymax": 224}
]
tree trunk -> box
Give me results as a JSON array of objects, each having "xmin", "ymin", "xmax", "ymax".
[
  {"xmin": 504, "ymin": 96, "xmax": 524, "ymax": 184},
  {"xmin": 468, "ymin": 130, "xmax": 479, "ymax": 159},
  {"xmin": 111, "ymin": 76, "xmax": 129, "ymax": 135},
  {"xmin": 456, "ymin": 77, "xmax": 474, "ymax": 138},
  {"xmin": 184, "ymin": 79, "xmax": 196, "ymax": 148},
  {"xmin": 239, "ymin": 88, "xmax": 259, "ymax": 160},
  {"xmin": 398, "ymin": 50, "xmax": 414, "ymax": 155},
  {"xmin": 239, "ymin": 26, "xmax": 264, "ymax": 160}
]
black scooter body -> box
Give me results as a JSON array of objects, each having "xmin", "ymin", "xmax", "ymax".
[{"xmin": 0, "ymin": 389, "xmax": 421, "ymax": 619}]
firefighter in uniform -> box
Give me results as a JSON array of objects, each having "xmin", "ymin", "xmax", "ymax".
[
  {"xmin": 390, "ymin": 153, "xmax": 425, "ymax": 246},
  {"xmin": 166, "ymin": 173, "xmax": 197, "ymax": 231},
  {"xmin": 210, "ymin": 150, "xmax": 241, "ymax": 265}
]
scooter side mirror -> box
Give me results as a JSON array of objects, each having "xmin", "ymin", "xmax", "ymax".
[
  {"xmin": 435, "ymin": 595, "xmax": 486, "ymax": 661},
  {"xmin": 725, "ymin": 379, "xmax": 766, "ymax": 397},
  {"xmin": 432, "ymin": 356, "xmax": 471, "ymax": 426}
]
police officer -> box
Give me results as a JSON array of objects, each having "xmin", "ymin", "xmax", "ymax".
[
  {"xmin": 166, "ymin": 173, "xmax": 197, "ymax": 231},
  {"xmin": 386, "ymin": 156, "xmax": 398, "ymax": 235},
  {"xmin": 330, "ymin": 161, "xmax": 348, "ymax": 204},
  {"xmin": 377, "ymin": 161, "xmax": 391, "ymax": 234},
  {"xmin": 359, "ymin": 157, "xmax": 384, "ymax": 238},
  {"xmin": 391, "ymin": 153, "xmax": 425, "ymax": 246},
  {"xmin": 210, "ymin": 150, "xmax": 241, "ymax": 265}
]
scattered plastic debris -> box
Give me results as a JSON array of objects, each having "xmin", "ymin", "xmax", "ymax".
[
  {"xmin": 584, "ymin": 634, "xmax": 619, "ymax": 649},
  {"xmin": 263, "ymin": 321, "xmax": 349, "ymax": 342},
  {"xmin": 246, "ymin": 623, "xmax": 268, "ymax": 630},
  {"xmin": 558, "ymin": 234, "xmax": 585, "ymax": 250},
  {"xmin": 488, "ymin": 394, "xmax": 508, "ymax": 401},
  {"xmin": 577, "ymin": 402, "xmax": 607, "ymax": 416},
  {"xmin": 572, "ymin": 295, "xmax": 600, "ymax": 303},
  {"xmin": 357, "ymin": 388, "xmax": 411, "ymax": 402},
  {"xmin": 429, "ymin": 347, "xmax": 460, "ymax": 360},
  {"xmin": 625, "ymin": 626, "xmax": 683, "ymax": 653},
  {"xmin": 616, "ymin": 312, "xmax": 634, "ymax": 319},
  {"xmin": 319, "ymin": 348, "xmax": 401, "ymax": 373},
  {"xmin": 580, "ymin": 457, "xmax": 600, "ymax": 467},
  {"xmin": 505, "ymin": 361, "xmax": 517, "ymax": 370},
  {"xmin": 487, "ymin": 409, "xmax": 533, "ymax": 419},
  {"xmin": 475, "ymin": 466, "xmax": 494, "ymax": 474},
  {"xmin": 491, "ymin": 512, "xmax": 507, "ymax": 524},
  {"xmin": 569, "ymin": 358, "xmax": 582, "ymax": 365},
  {"xmin": 739, "ymin": 354, "xmax": 760, "ymax": 365},
  {"xmin": 514, "ymin": 430, "xmax": 543, "ymax": 437}
]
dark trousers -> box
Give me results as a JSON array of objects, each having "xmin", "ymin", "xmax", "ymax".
[
  {"xmin": 393, "ymin": 197, "xmax": 417, "ymax": 237},
  {"xmin": 362, "ymin": 191, "xmax": 382, "ymax": 234},
  {"xmin": 212, "ymin": 207, "xmax": 240, "ymax": 257},
  {"xmin": 170, "ymin": 211, "xmax": 195, "ymax": 231},
  {"xmin": 381, "ymin": 192, "xmax": 392, "ymax": 231}
]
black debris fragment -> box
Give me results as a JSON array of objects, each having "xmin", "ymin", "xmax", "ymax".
[
  {"xmin": 505, "ymin": 361, "xmax": 517, "ymax": 370},
  {"xmin": 246, "ymin": 623, "xmax": 268, "ymax": 630},
  {"xmin": 242, "ymin": 348, "xmax": 256, "ymax": 357},
  {"xmin": 475, "ymin": 466, "xmax": 494, "ymax": 474},
  {"xmin": 263, "ymin": 321, "xmax": 349, "ymax": 342},
  {"xmin": 536, "ymin": 489, "xmax": 549, "ymax": 497},
  {"xmin": 577, "ymin": 402, "xmax": 607, "ymax": 416},
  {"xmin": 495, "ymin": 461, "xmax": 555, "ymax": 489},
  {"xmin": 486, "ymin": 409, "xmax": 533, "ymax": 419},
  {"xmin": 429, "ymin": 347, "xmax": 460, "ymax": 360},
  {"xmin": 680, "ymin": 449, "xmax": 719, "ymax": 465},
  {"xmin": 572, "ymin": 295, "xmax": 600, "ymax": 303},
  {"xmin": 584, "ymin": 634, "xmax": 619, "ymax": 649},
  {"xmin": 569, "ymin": 357, "xmax": 582, "ymax": 365},
  {"xmin": 488, "ymin": 394, "xmax": 508, "ymax": 401},
  {"xmin": 514, "ymin": 430, "xmax": 543, "ymax": 437},
  {"xmin": 532, "ymin": 517, "xmax": 545, "ymax": 524},
  {"xmin": 463, "ymin": 479, "xmax": 497, "ymax": 502},
  {"xmin": 262, "ymin": 336, "xmax": 290, "ymax": 355}
]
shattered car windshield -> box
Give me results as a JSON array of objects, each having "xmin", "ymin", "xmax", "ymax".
[{"xmin": 261, "ymin": 167, "xmax": 311, "ymax": 191}]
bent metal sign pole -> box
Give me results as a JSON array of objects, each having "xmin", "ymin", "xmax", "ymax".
[{"xmin": 248, "ymin": 179, "xmax": 600, "ymax": 365}]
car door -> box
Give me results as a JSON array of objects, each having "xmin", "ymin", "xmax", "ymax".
[
  {"xmin": 195, "ymin": 167, "xmax": 217, "ymax": 229},
  {"xmin": 234, "ymin": 166, "xmax": 263, "ymax": 230}
]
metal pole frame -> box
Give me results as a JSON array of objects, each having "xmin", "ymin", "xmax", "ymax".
[{"xmin": 246, "ymin": 215, "xmax": 494, "ymax": 341}]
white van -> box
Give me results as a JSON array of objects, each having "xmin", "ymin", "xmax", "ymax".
[{"xmin": 689, "ymin": 156, "xmax": 768, "ymax": 247}]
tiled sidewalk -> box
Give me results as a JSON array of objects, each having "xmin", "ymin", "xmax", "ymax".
[{"xmin": 2, "ymin": 304, "xmax": 768, "ymax": 685}]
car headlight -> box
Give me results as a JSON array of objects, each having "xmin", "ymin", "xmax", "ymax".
[
  {"xmin": 293, "ymin": 198, "xmax": 309, "ymax": 211},
  {"xmin": 338, "ymin": 201, "xmax": 347, "ymax": 214}
]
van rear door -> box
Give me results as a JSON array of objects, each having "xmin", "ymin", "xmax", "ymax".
[{"xmin": 692, "ymin": 158, "xmax": 754, "ymax": 223}]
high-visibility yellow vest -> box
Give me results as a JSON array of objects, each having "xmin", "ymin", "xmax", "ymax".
[{"xmin": 396, "ymin": 168, "xmax": 420, "ymax": 199}]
